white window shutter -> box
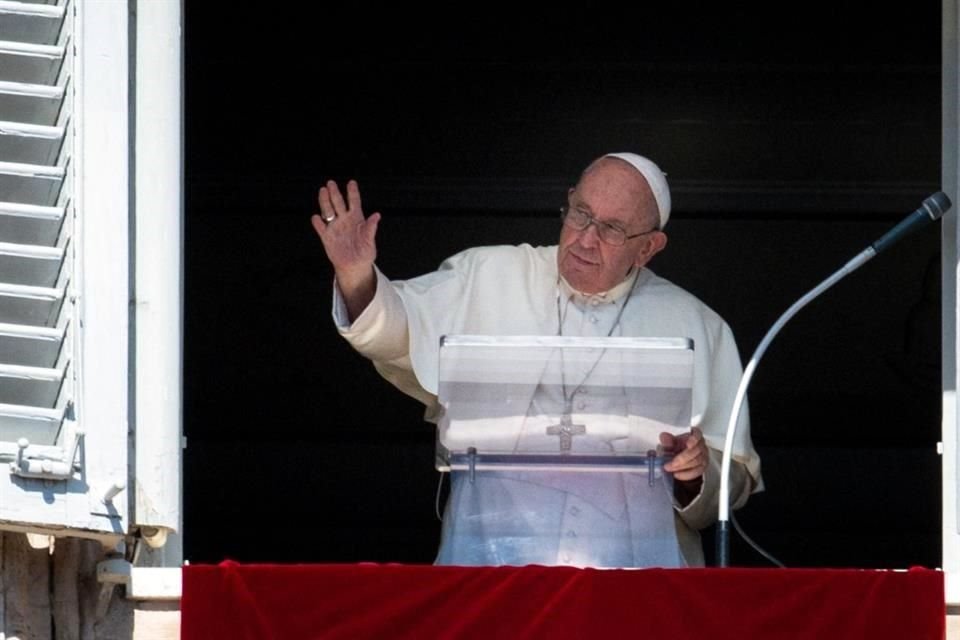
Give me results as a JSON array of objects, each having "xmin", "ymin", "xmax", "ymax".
[
  {"xmin": 0, "ymin": 0, "xmax": 132, "ymax": 544},
  {"xmin": 0, "ymin": 0, "xmax": 73, "ymax": 461}
]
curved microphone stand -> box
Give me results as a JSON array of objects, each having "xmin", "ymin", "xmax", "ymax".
[{"xmin": 716, "ymin": 192, "xmax": 952, "ymax": 567}]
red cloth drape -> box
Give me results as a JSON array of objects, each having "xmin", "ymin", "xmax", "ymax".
[{"xmin": 181, "ymin": 562, "xmax": 944, "ymax": 640}]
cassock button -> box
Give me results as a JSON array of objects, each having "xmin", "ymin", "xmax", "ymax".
[{"xmin": 589, "ymin": 315, "xmax": 599, "ymax": 324}]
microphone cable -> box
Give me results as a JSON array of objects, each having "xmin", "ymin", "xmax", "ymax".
[{"xmin": 731, "ymin": 510, "xmax": 785, "ymax": 568}]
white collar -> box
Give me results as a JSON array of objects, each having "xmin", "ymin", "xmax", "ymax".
[{"xmin": 558, "ymin": 268, "xmax": 640, "ymax": 307}]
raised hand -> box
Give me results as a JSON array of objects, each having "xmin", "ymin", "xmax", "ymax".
[{"xmin": 311, "ymin": 179, "xmax": 381, "ymax": 321}]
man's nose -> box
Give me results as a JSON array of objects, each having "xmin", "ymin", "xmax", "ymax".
[{"xmin": 578, "ymin": 221, "xmax": 601, "ymax": 247}]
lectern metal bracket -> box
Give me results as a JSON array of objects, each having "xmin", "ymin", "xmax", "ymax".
[{"xmin": 467, "ymin": 447, "xmax": 477, "ymax": 484}]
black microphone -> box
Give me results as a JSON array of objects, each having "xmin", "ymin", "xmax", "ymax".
[
  {"xmin": 717, "ymin": 190, "xmax": 953, "ymax": 567},
  {"xmin": 871, "ymin": 192, "xmax": 952, "ymax": 255}
]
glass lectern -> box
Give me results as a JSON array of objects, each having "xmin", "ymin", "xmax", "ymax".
[{"xmin": 433, "ymin": 335, "xmax": 695, "ymax": 568}]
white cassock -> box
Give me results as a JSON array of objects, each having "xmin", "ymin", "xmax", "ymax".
[{"xmin": 334, "ymin": 244, "xmax": 762, "ymax": 567}]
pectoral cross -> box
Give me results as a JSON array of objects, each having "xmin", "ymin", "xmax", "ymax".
[{"xmin": 546, "ymin": 413, "xmax": 586, "ymax": 453}]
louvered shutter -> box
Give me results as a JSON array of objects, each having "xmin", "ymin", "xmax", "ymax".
[
  {"xmin": 0, "ymin": 0, "xmax": 131, "ymax": 542},
  {"xmin": 0, "ymin": 0, "xmax": 73, "ymax": 469}
]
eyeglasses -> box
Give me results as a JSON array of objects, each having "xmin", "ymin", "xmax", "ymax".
[{"xmin": 560, "ymin": 205, "xmax": 658, "ymax": 246}]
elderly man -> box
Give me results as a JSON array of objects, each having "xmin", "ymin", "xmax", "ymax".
[{"xmin": 312, "ymin": 153, "xmax": 761, "ymax": 567}]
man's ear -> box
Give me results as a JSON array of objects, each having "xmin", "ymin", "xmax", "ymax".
[{"xmin": 634, "ymin": 232, "xmax": 668, "ymax": 268}]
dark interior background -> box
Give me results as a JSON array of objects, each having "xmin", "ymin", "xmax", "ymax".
[{"xmin": 182, "ymin": 5, "xmax": 945, "ymax": 568}]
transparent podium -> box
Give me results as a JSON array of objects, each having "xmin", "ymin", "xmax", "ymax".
[{"xmin": 434, "ymin": 335, "xmax": 696, "ymax": 568}]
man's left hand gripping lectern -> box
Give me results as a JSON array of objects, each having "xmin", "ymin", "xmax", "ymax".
[{"xmin": 434, "ymin": 335, "xmax": 695, "ymax": 567}]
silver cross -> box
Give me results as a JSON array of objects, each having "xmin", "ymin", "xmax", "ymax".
[{"xmin": 546, "ymin": 414, "xmax": 586, "ymax": 453}]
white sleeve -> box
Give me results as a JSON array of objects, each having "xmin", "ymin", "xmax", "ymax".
[
  {"xmin": 673, "ymin": 449, "xmax": 753, "ymax": 530},
  {"xmin": 332, "ymin": 266, "xmax": 410, "ymax": 363},
  {"xmin": 331, "ymin": 266, "xmax": 437, "ymax": 409}
]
